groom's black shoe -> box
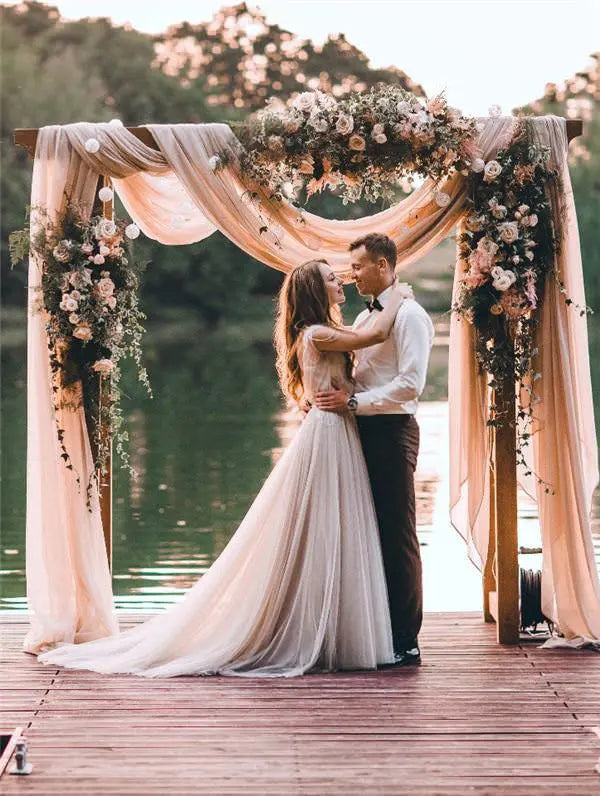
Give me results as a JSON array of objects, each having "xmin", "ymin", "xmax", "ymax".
[
  {"xmin": 380, "ymin": 646, "xmax": 421, "ymax": 668},
  {"xmin": 393, "ymin": 646, "xmax": 421, "ymax": 666}
]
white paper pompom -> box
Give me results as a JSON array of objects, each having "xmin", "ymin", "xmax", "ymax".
[
  {"xmin": 125, "ymin": 223, "xmax": 140, "ymax": 240},
  {"xmin": 471, "ymin": 158, "xmax": 485, "ymax": 173},
  {"xmin": 434, "ymin": 190, "xmax": 451, "ymax": 208},
  {"xmin": 488, "ymin": 105, "xmax": 502, "ymax": 118},
  {"xmin": 84, "ymin": 137, "xmax": 100, "ymax": 153},
  {"xmin": 98, "ymin": 186, "xmax": 114, "ymax": 202},
  {"xmin": 108, "ymin": 119, "xmax": 124, "ymax": 127}
]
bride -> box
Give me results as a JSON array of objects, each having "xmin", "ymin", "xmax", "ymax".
[{"xmin": 39, "ymin": 259, "xmax": 407, "ymax": 678}]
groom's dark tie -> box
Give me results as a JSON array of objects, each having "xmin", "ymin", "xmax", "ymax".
[{"xmin": 365, "ymin": 298, "xmax": 383, "ymax": 312}]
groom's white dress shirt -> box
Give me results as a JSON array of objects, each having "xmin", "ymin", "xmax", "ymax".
[{"xmin": 352, "ymin": 286, "xmax": 435, "ymax": 416}]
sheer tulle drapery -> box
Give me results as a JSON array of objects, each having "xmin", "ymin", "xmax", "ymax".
[{"xmin": 24, "ymin": 117, "xmax": 599, "ymax": 654}]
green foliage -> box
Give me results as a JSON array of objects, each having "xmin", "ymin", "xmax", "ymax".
[
  {"xmin": 515, "ymin": 53, "xmax": 600, "ymax": 308},
  {"xmin": 9, "ymin": 227, "xmax": 30, "ymax": 267}
]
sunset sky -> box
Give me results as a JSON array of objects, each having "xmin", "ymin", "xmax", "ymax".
[{"xmin": 5, "ymin": 0, "xmax": 599, "ymax": 114}]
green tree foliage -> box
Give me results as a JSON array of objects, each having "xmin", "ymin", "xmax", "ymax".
[
  {"xmin": 2, "ymin": 1, "xmax": 422, "ymax": 324},
  {"xmin": 515, "ymin": 53, "xmax": 600, "ymax": 306}
]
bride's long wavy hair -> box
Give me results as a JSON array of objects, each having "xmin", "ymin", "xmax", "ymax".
[{"xmin": 274, "ymin": 259, "xmax": 353, "ymax": 403}]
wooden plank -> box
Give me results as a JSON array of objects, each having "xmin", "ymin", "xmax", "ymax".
[
  {"xmin": 0, "ymin": 726, "xmax": 24, "ymax": 777},
  {"xmin": 13, "ymin": 126, "xmax": 159, "ymax": 157},
  {"xmin": 1, "ymin": 613, "xmax": 599, "ymax": 793}
]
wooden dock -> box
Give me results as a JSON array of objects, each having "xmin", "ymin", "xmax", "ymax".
[{"xmin": 1, "ymin": 612, "xmax": 599, "ymax": 794}]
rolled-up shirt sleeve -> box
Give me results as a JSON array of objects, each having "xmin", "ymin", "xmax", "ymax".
[{"xmin": 355, "ymin": 307, "xmax": 434, "ymax": 416}]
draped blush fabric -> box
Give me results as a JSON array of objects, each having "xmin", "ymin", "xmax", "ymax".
[
  {"xmin": 24, "ymin": 127, "xmax": 118, "ymax": 653},
  {"xmin": 39, "ymin": 329, "xmax": 394, "ymax": 676},
  {"xmin": 530, "ymin": 118, "xmax": 600, "ymax": 643},
  {"xmin": 25, "ymin": 116, "xmax": 599, "ymax": 653}
]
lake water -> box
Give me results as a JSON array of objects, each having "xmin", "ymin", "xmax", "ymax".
[{"xmin": 1, "ymin": 314, "xmax": 599, "ymax": 613}]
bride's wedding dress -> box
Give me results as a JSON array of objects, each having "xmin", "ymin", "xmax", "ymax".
[{"xmin": 40, "ymin": 326, "xmax": 394, "ymax": 677}]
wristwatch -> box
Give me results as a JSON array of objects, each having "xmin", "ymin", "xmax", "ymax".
[{"xmin": 347, "ymin": 393, "xmax": 358, "ymax": 412}]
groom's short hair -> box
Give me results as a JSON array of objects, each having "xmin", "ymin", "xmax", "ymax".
[{"xmin": 349, "ymin": 233, "xmax": 397, "ymax": 270}]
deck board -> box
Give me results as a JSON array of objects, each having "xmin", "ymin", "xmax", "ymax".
[{"xmin": 1, "ymin": 612, "xmax": 599, "ymax": 794}]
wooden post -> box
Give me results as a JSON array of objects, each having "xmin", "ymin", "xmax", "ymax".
[
  {"xmin": 486, "ymin": 117, "xmax": 583, "ymax": 643},
  {"xmin": 492, "ymin": 371, "xmax": 520, "ymax": 643},
  {"xmin": 99, "ymin": 175, "xmax": 114, "ymax": 569}
]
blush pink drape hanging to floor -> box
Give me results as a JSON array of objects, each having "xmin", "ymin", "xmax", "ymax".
[{"xmin": 23, "ymin": 117, "xmax": 599, "ymax": 653}]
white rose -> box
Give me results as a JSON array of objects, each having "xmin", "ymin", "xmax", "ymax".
[
  {"xmin": 70, "ymin": 290, "xmax": 81, "ymax": 301},
  {"xmin": 528, "ymin": 214, "xmax": 538, "ymax": 227},
  {"xmin": 97, "ymin": 277, "xmax": 115, "ymax": 298},
  {"xmin": 518, "ymin": 204, "xmax": 530, "ymax": 214},
  {"xmin": 92, "ymin": 359, "xmax": 115, "ymax": 374},
  {"xmin": 493, "ymin": 274, "xmax": 514, "ymax": 291},
  {"xmin": 99, "ymin": 245, "xmax": 110, "ymax": 256},
  {"xmin": 93, "ymin": 254, "xmax": 105, "ymax": 265},
  {"xmin": 372, "ymin": 123, "xmax": 385, "ymax": 137},
  {"xmin": 309, "ymin": 114, "xmax": 328, "ymax": 133},
  {"xmin": 491, "ymin": 204, "xmax": 507, "ymax": 219},
  {"xmin": 483, "ymin": 160, "xmax": 503, "ymax": 182},
  {"xmin": 374, "ymin": 133, "xmax": 387, "ymax": 144},
  {"xmin": 512, "ymin": 256, "xmax": 521, "ymax": 265},
  {"xmin": 293, "ymin": 91, "xmax": 316, "ymax": 112},
  {"xmin": 60, "ymin": 296, "xmax": 78, "ymax": 313},
  {"xmin": 335, "ymin": 114, "xmax": 354, "ymax": 135},
  {"xmin": 81, "ymin": 243, "xmax": 93, "ymax": 255},
  {"xmin": 525, "ymin": 250, "xmax": 535, "ymax": 261},
  {"xmin": 498, "ymin": 221, "xmax": 519, "ymax": 244},
  {"xmin": 434, "ymin": 191, "xmax": 451, "ymax": 208},
  {"xmin": 95, "ymin": 218, "xmax": 117, "ymax": 240},
  {"xmin": 68, "ymin": 313, "xmax": 79, "ymax": 324},
  {"xmin": 471, "ymin": 158, "xmax": 485, "ymax": 173}
]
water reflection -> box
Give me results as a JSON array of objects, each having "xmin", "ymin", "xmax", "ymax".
[{"xmin": 1, "ymin": 315, "xmax": 599, "ymax": 611}]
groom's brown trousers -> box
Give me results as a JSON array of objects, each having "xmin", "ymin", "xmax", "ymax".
[{"xmin": 357, "ymin": 414, "xmax": 422, "ymax": 651}]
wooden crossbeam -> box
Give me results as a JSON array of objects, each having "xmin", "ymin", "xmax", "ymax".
[
  {"xmin": 12, "ymin": 120, "xmax": 584, "ymax": 157},
  {"xmin": 13, "ymin": 126, "xmax": 160, "ymax": 156}
]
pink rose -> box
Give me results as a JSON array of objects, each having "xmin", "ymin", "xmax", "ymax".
[
  {"xmin": 348, "ymin": 134, "xmax": 366, "ymax": 151},
  {"xmin": 92, "ymin": 359, "xmax": 115, "ymax": 374},
  {"xmin": 97, "ymin": 277, "xmax": 115, "ymax": 298},
  {"xmin": 73, "ymin": 324, "xmax": 93, "ymax": 341},
  {"xmin": 427, "ymin": 96, "xmax": 446, "ymax": 116}
]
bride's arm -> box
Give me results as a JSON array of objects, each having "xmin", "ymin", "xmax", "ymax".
[{"xmin": 312, "ymin": 286, "xmax": 406, "ymax": 352}]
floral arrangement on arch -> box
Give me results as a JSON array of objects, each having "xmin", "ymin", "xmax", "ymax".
[
  {"xmin": 453, "ymin": 118, "xmax": 566, "ymax": 482},
  {"xmin": 235, "ymin": 84, "xmax": 480, "ymax": 204},
  {"xmin": 11, "ymin": 201, "xmax": 151, "ymax": 504}
]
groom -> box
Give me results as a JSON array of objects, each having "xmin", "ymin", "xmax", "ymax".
[{"xmin": 314, "ymin": 233, "xmax": 434, "ymax": 666}]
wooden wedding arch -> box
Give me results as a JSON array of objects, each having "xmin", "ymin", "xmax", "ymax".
[{"xmin": 14, "ymin": 119, "xmax": 584, "ymax": 645}]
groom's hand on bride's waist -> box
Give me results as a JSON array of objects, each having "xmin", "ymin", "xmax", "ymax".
[{"xmin": 314, "ymin": 389, "xmax": 351, "ymax": 413}]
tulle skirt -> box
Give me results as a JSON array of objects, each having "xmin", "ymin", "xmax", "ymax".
[{"xmin": 39, "ymin": 409, "xmax": 394, "ymax": 677}]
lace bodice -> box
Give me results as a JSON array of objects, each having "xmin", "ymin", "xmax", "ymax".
[{"xmin": 300, "ymin": 325, "xmax": 354, "ymax": 402}]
